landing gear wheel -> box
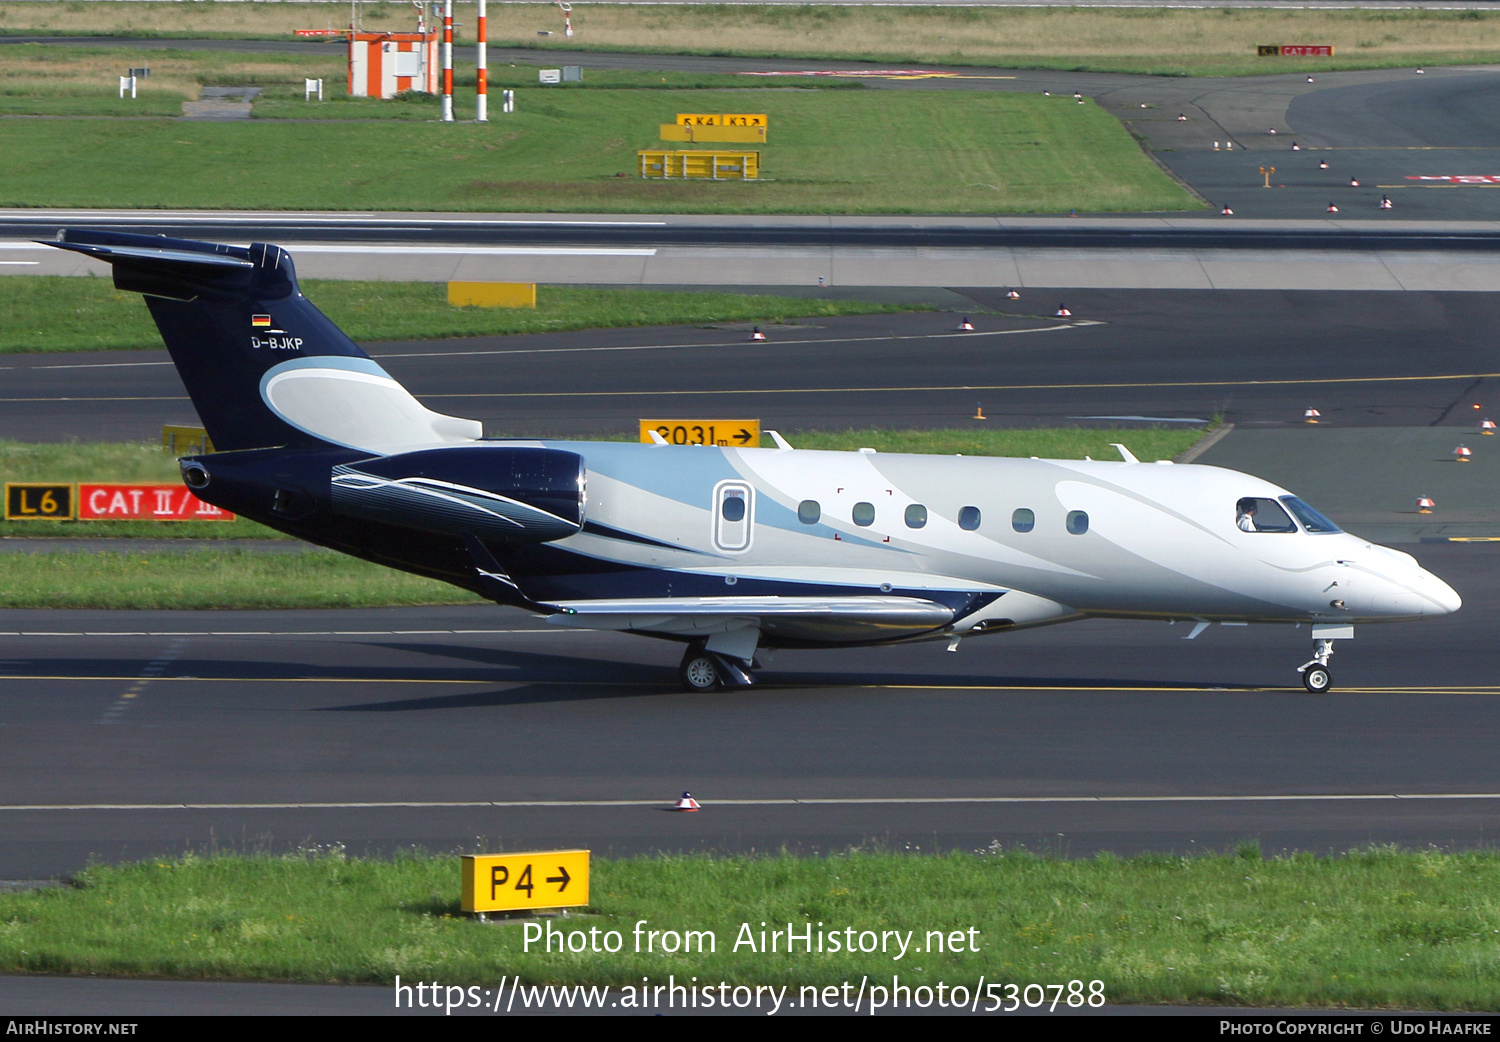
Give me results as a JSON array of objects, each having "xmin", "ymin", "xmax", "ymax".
[
  {"xmin": 1302, "ymin": 664, "xmax": 1332, "ymax": 694},
  {"xmin": 679, "ymin": 646, "xmax": 722, "ymax": 692}
]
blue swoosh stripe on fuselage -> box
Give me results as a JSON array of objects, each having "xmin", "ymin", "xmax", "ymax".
[{"xmin": 496, "ymin": 541, "xmax": 989, "ymax": 612}]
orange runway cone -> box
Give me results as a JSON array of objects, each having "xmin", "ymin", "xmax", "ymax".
[
  {"xmin": 1303, "ymin": 408, "xmax": 1321, "ymax": 424},
  {"xmin": 1416, "ymin": 496, "xmax": 1435, "ymax": 514},
  {"xmin": 674, "ymin": 791, "xmax": 701, "ymax": 812},
  {"xmin": 750, "ymin": 326, "xmax": 766, "ymax": 341},
  {"xmin": 1454, "ymin": 445, "xmax": 1473, "ymax": 462},
  {"xmin": 973, "ymin": 403, "xmax": 986, "ymax": 420}
]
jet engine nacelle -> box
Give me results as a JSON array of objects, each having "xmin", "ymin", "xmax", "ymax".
[{"xmin": 329, "ymin": 445, "xmax": 586, "ymax": 544}]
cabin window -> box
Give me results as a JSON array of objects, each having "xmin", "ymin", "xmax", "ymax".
[
  {"xmin": 712, "ymin": 481, "xmax": 754, "ymax": 552},
  {"xmin": 798, "ymin": 500, "xmax": 821, "ymax": 524},
  {"xmin": 1066, "ymin": 510, "xmax": 1089, "ymax": 535},
  {"xmin": 905, "ymin": 504, "xmax": 927, "ymax": 529},
  {"xmin": 1012, "ymin": 508, "xmax": 1035, "ymax": 533},
  {"xmin": 852, "ymin": 501, "xmax": 876, "ymax": 527},
  {"xmin": 1234, "ymin": 497, "xmax": 1297, "ymax": 533},
  {"xmin": 958, "ymin": 506, "xmax": 981, "ymax": 531}
]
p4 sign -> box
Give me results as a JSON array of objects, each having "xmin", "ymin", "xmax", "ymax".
[{"xmin": 78, "ymin": 484, "xmax": 235, "ymax": 522}]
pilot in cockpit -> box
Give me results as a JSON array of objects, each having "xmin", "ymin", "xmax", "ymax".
[{"xmin": 1236, "ymin": 497, "xmax": 1259, "ymax": 532}]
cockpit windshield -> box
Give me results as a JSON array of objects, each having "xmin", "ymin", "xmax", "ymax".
[{"xmin": 1280, "ymin": 495, "xmax": 1342, "ymax": 533}]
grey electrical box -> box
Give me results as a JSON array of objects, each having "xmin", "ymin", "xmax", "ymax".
[{"xmin": 562, "ymin": 66, "xmax": 583, "ymax": 82}]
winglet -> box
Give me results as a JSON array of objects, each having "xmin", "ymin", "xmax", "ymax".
[
  {"xmin": 1110, "ymin": 443, "xmax": 1140, "ymax": 464},
  {"xmin": 767, "ymin": 430, "xmax": 794, "ymax": 451},
  {"xmin": 648, "ymin": 429, "xmax": 669, "ymax": 446}
]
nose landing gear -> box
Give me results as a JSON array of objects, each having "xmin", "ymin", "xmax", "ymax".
[{"xmin": 1298, "ymin": 638, "xmax": 1336, "ymax": 693}]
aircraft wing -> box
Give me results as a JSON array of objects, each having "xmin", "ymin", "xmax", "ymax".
[{"xmin": 544, "ymin": 595, "xmax": 955, "ymax": 643}]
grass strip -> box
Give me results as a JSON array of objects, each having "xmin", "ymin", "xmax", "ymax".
[
  {"xmin": 0, "ymin": 91, "xmax": 1192, "ymax": 214},
  {"xmin": 0, "ymin": 279, "xmax": 929, "ymax": 354},
  {"xmin": 5, "ymin": 3, "xmax": 1500, "ymax": 77},
  {"xmin": 0, "ymin": 440, "xmax": 279, "ymax": 539},
  {"xmin": 0, "ymin": 549, "xmax": 484, "ymax": 610},
  {"xmin": 497, "ymin": 5, "xmax": 1500, "ymax": 78},
  {"xmin": 2, "ymin": 846, "xmax": 1498, "ymax": 1009},
  {"xmin": 0, "ymin": 43, "xmax": 858, "ymax": 120},
  {"xmin": 782, "ymin": 427, "xmax": 1200, "ymax": 465}
]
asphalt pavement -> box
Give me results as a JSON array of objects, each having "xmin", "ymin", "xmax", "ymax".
[{"xmin": 0, "ymin": 535, "xmax": 1492, "ymax": 883}]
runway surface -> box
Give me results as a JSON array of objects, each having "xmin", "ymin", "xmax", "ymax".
[{"xmin": 4, "ymin": 290, "xmax": 1497, "ymax": 443}]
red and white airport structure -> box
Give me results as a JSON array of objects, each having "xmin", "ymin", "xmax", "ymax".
[{"xmin": 346, "ymin": 30, "xmax": 439, "ymax": 99}]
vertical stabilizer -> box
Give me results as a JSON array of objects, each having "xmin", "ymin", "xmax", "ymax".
[{"xmin": 46, "ymin": 230, "xmax": 481, "ymax": 454}]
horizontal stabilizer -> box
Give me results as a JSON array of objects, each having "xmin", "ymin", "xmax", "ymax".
[{"xmin": 48, "ymin": 232, "xmax": 261, "ymax": 302}]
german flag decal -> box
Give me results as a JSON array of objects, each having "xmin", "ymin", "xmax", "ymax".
[{"xmin": 251, "ymin": 314, "xmax": 273, "ymax": 328}]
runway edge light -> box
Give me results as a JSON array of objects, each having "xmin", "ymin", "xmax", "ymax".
[{"xmin": 461, "ymin": 849, "xmax": 590, "ymax": 915}]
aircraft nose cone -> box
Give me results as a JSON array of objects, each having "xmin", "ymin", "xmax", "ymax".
[{"xmin": 1426, "ymin": 572, "xmax": 1462, "ymax": 615}]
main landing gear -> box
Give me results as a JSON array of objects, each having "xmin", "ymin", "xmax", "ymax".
[
  {"xmin": 678, "ymin": 637, "xmax": 758, "ymax": 692},
  {"xmin": 1297, "ymin": 638, "xmax": 1335, "ymax": 694},
  {"xmin": 679, "ymin": 645, "xmax": 724, "ymax": 692}
]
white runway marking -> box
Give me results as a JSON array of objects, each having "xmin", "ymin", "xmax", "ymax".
[
  {"xmin": 373, "ymin": 321, "xmax": 1088, "ymax": 360},
  {"xmin": 0, "ymin": 629, "xmax": 553, "ymax": 637},
  {"xmin": 285, "ymin": 244, "xmax": 658, "ymax": 257},
  {"xmin": 5, "ymin": 793, "xmax": 1500, "ymax": 812}
]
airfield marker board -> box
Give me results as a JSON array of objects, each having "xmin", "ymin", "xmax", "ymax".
[
  {"xmin": 461, "ymin": 850, "xmax": 590, "ymax": 913},
  {"xmin": 640, "ymin": 420, "xmax": 760, "ymax": 447}
]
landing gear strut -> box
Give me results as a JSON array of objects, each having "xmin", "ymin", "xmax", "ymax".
[{"xmin": 1297, "ymin": 638, "xmax": 1335, "ymax": 694}]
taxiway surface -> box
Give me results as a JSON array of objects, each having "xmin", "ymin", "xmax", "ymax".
[{"xmin": 1, "ymin": 537, "xmax": 1496, "ymax": 880}]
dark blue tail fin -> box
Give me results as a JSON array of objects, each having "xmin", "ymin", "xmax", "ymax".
[{"xmin": 47, "ymin": 229, "xmax": 479, "ymax": 455}]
